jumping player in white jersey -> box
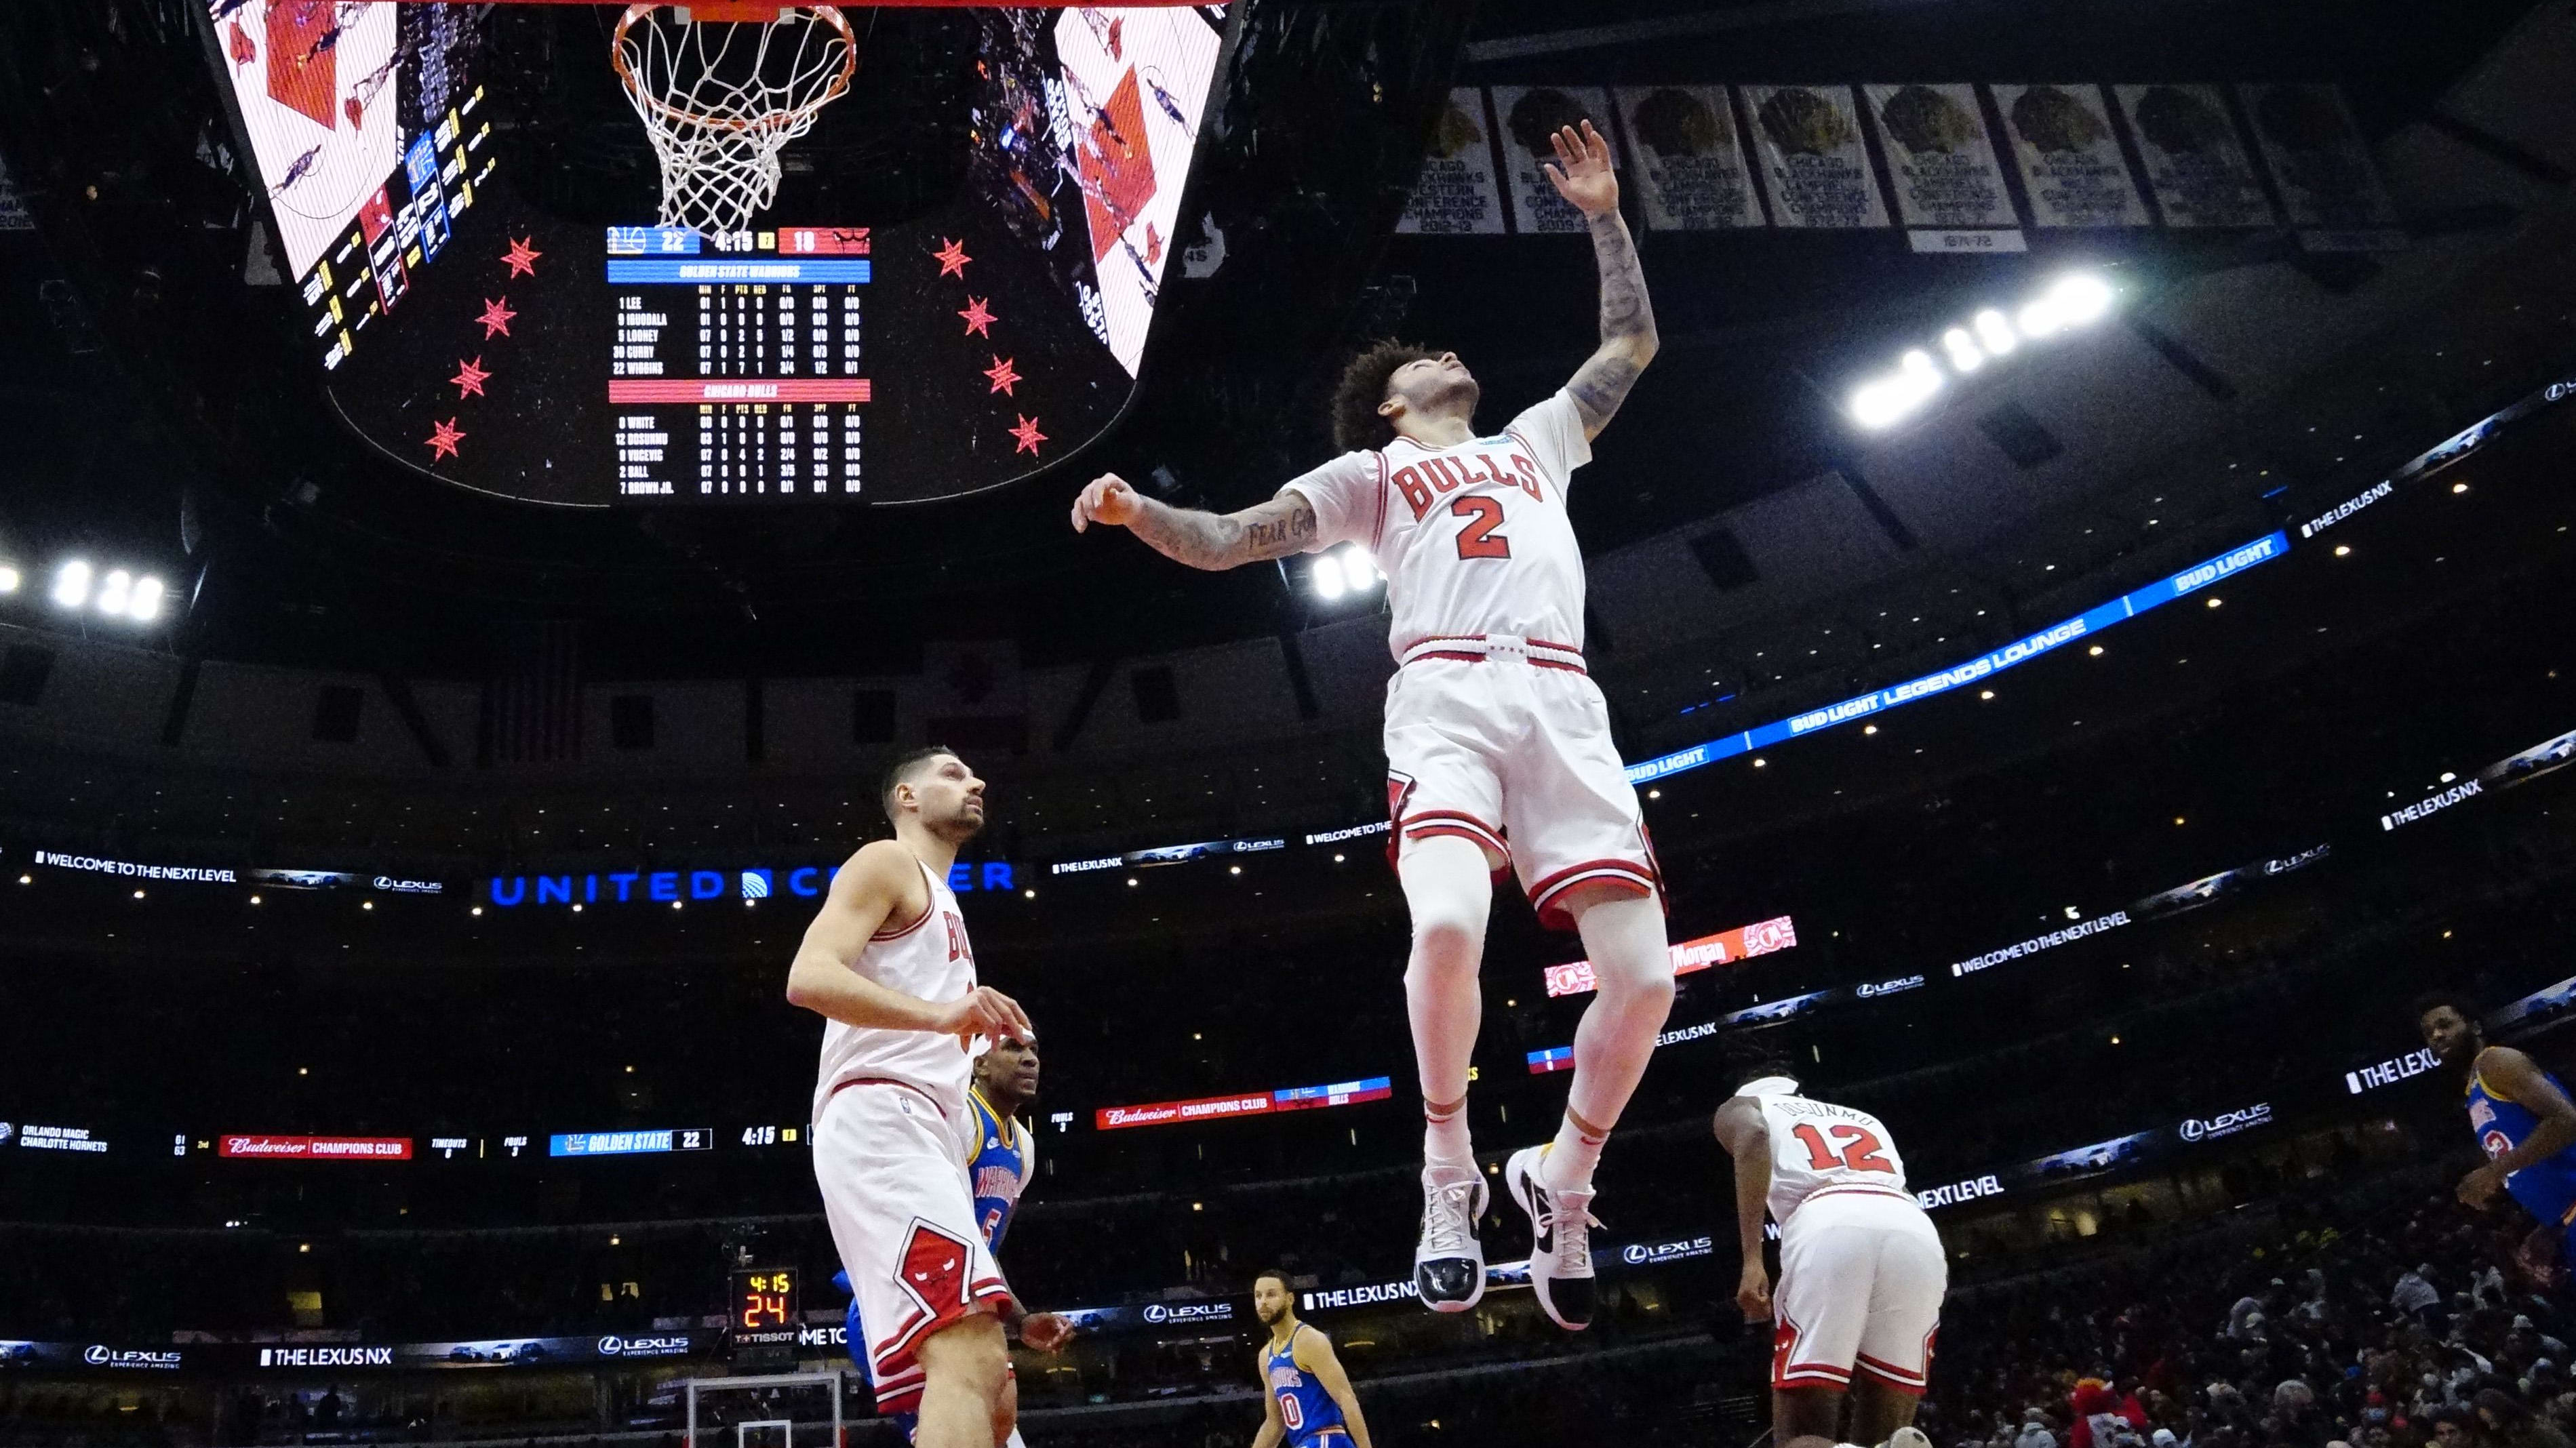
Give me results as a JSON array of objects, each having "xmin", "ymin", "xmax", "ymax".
[
  {"xmin": 1713, "ymin": 1060, "xmax": 1947, "ymax": 1448},
  {"xmin": 787, "ymin": 746, "xmax": 1045, "ymax": 1448},
  {"xmin": 1069, "ymin": 119, "xmax": 1669, "ymax": 1330}
]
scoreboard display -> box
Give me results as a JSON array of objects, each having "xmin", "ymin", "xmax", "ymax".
[
  {"xmin": 213, "ymin": 4, "xmax": 1233, "ymax": 508},
  {"xmin": 606, "ymin": 226, "xmax": 872, "ymax": 502}
]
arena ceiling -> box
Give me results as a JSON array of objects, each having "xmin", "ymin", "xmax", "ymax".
[{"xmin": 0, "ymin": 0, "xmax": 2545, "ymax": 681}]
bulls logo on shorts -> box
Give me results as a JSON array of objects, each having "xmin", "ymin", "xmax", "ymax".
[{"xmin": 895, "ymin": 1220, "xmax": 974, "ymax": 1316}]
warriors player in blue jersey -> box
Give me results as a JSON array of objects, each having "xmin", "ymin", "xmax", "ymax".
[
  {"xmin": 839, "ymin": 1033, "xmax": 1068, "ymax": 1445},
  {"xmin": 2418, "ymin": 992, "xmax": 2576, "ymax": 1266},
  {"xmin": 1250, "ymin": 1270, "xmax": 1373, "ymax": 1448}
]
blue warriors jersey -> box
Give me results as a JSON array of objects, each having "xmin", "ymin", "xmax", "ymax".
[
  {"xmin": 2468, "ymin": 1065, "xmax": 2576, "ymax": 1231},
  {"xmin": 968, "ymin": 1088, "xmax": 1032, "ymax": 1252},
  {"xmin": 1265, "ymin": 1324, "xmax": 1351, "ymax": 1447}
]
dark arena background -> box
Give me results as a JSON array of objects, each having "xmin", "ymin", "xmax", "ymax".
[{"xmin": 1, "ymin": 0, "xmax": 2574, "ymax": 1445}]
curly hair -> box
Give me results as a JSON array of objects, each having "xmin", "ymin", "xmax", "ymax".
[{"xmin": 1330, "ymin": 340, "xmax": 1441, "ymax": 454}]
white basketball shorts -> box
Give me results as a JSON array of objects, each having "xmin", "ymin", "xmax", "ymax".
[
  {"xmin": 814, "ymin": 1077, "xmax": 1011, "ymax": 1415},
  {"xmin": 1384, "ymin": 641, "xmax": 1661, "ymax": 931},
  {"xmin": 1770, "ymin": 1186, "xmax": 1947, "ymax": 1396}
]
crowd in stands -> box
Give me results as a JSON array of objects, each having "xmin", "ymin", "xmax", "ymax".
[{"xmin": 1922, "ymin": 1165, "xmax": 2576, "ymax": 1448}]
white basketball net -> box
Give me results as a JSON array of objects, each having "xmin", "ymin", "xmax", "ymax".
[{"xmin": 613, "ymin": 4, "xmax": 857, "ymax": 238}]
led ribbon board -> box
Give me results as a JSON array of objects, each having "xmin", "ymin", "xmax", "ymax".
[{"xmin": 1628, "ymin": 531, "xmax": 2292, "ymax": 784}]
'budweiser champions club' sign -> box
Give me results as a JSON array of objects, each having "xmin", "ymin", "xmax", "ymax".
[{"xmin": 219, "ymin": 1135, "xmax": 413, "ymax": 1161}]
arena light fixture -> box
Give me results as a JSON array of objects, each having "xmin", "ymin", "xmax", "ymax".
[
  {"xmin": 96, "ymin": 569, "xmax": 133, "ymax": 616},
  {"xmin": 1848, "ymin": 272, "xmax": 2116, "ymax": 432},
  {"xmin": 50, "ymin": 560, "xmax": 92, "ymax": 609},
  {"xmin": 1311, "ymin": 557, "xmax": 1347, "ymax": 601},
  {"xmin": 0, "ymin": 563, "xmax": 18, "ymax": 595},
  {"xmin": 1337, "ymin": 545, "xmax": 1381, "ymax": 595}
]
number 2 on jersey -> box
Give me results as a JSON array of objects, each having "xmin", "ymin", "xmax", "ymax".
[
  {"xmin": 1450, "ymin": 495, "xmax": 1512, "ymax": 559},
  {"xmin": 1790, "ymin": 1122, "xmax": 1895, "ymax": 1173}
]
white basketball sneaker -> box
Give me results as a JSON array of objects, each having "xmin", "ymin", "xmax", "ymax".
[
  {"xmin": 1886, "ymin": 1428, "xmax": 1935, "ymax": 1448},
  {"xmin": 1505, "ymin": 1144, "xmax": 1601, "ymax": 1330},
  {"xmin": 1412, "ymin": 1159, "xmax": 1488, "ymax": 1312}
]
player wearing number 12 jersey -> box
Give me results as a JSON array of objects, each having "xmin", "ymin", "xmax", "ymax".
[
  {"xmin": 1714, "ymin": 1062, "xmax": 1946, "ymax": 1448},
  {"xmin": 1071, "ymin": 119, "xmax": 1671, "ymax": 1333}
]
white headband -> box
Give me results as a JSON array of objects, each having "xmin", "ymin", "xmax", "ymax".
[{"xmin": 1733, "ymin": 1074, "xmax": 1801, "ymax": 1098}]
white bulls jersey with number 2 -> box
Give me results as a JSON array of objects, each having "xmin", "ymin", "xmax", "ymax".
[
  {"xmin": 1756, "ymin": 1089, "xmax": 1914, "ymax": 1225},
  {"xmin": 812, "ymin": 858, "xmax": 979, "ymax": 1122},
  {"xmin": 1282, "ymin": 391, "xmax": 1592, "ymax": 661}
]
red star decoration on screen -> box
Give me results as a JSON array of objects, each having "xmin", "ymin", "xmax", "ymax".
[
  {"xmin": 932, "ymin": 237, "xmax": 972, "ymax": 278},
  {"xmin": 424, "ymin": 418, "xmax": 466, "ymax": 460},
  {"xmin": 476, "ymin": 298, "xmax": 516, "ymax": 339},
  {"xmin": 1008, "ymin": 414, "xmax": 1046, "ymax": 456},
  {"xmin": 450, "ymin": 357, "xmax": 490, "ymax": 399},
  {"xmin": 983, "ymin": 356, "xmax": 1023, "ymax": 397},
  {"xmin": 500, "ymin": 237, "xmax": 542, "ymax": 278},
  {"xmin": 959, "ymin": 296, "xmax": 995, "ymax": 338}
]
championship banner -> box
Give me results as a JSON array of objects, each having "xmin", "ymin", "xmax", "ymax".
[
  {"xmin": 1742, "ymin": 85, "xmax": 1889, "ymax": 228},
  {"xmin": 2112, "ymin": 84, "xmax": 2274, "ymax": 228},
  {"xmin": 1992, "ymin": 83, "xmax": 2150, "ymax": 227},
  {"xmin": 1543, "ymin": 915, "xmax": 1799, "ymax": 998},
  {"xmin": 1612, "ymin": 85, "xmax": 1762, "ymax": 230},
  {"xmin": 1095, "ymin": 1075, "xmax": 1392, "ymax": 1131},
  {"xmin": 1861, "ymin": 84, "xmax": 2019, "ymax": 235},
  {"xmin": 1395, "ymin": 89, "xmax": 1508, "ymax": 236},
  {"xmin": 2238, "ymin": 83, "xmax": 2404, "ymax": 249},
  {"xmin": 1488, "ymin": 85, "xmax": 1622, "ymax": 234}
]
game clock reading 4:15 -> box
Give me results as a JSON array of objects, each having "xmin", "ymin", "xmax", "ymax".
[{"xmin": 732, "ymin": 1268, "xmax": 798, "ymax": 1331}]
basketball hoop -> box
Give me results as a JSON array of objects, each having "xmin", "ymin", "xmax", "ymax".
[{"xmin": 611, "ymin": 3, "xmax": 858, "ymax": 238}]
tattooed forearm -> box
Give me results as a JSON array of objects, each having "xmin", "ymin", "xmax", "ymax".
[
  {"xmin": 1589, "ymin": 209, "xmax": 1657, "ymax": 350},
  {"xmin": 1566, "ymin": 211, "xmax": 1657, "ymax": 437},
  {"xmin": 1126, "ymin": 493, "xmax": 1317, "ymax": 571}
]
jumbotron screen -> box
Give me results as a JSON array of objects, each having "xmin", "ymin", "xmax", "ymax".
[{"xmin": 206, "ymin": 3, "xmax": 1229, "ymax": 506}]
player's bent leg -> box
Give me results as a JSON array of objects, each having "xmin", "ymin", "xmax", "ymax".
[
  {"xmin": 1555, "ymin": 886, "xmax": 1676, "ymax": 1179},
  {"xmin": 997, "ymin": 1369, "xmax": 1023, "ymax": 1448},
  {"xmin": 1772, "ymin": 1385, "xmax": 1850, "ymax": 1448},
  {"xmin": 911, "ymin": 1312, "xmax": 1010, "ymax": 1448},
  {"xmin": 1507, "ymin": 885, "xmax": 1671, "ymax": 1331},
  {"xmin": 1400, "ymin": 834, "xmax": 1497, "ymax": 1313}
]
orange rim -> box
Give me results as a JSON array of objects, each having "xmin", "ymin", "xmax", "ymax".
[{"xmin": 611, "ymin": 3, "xmax": 859, "ymax": 134}]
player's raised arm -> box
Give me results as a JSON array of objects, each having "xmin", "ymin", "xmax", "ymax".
[
  {"xmin": 1713, "ymin": 1095, "xmax": 1774, "ymax": 1321},
  {"xmin": 1543, "ymin": 120, "xmax": 1659, "ymax": 441},
  {"xmin": 1296, "ymin": 1329, "xmax": 1376, "ymax": 1448},
  {"xmin": 784, "ymin": 841, "xmax": 1031, "ymax": 1043},
  {"xmin": 1249, "ymin": 1346, "xmax": 1288, "ymax": 1448},
  {"xmin": 1069, "ymin": 473, "xmax": 1319, "ymax": 571},
  {"xmin": 2462, "ymin": 1045, "xmax": 2576, "ymax": 1205}
]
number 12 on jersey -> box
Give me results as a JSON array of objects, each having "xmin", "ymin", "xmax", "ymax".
[{"xmin": 1791, "ymin": 1122, "xmax": 1896, "ymax": 1173}]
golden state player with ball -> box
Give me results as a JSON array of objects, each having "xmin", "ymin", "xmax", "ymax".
[{"xmin": 1072, "ymin": 119, "xmax": 1669, "ymax": 1330}]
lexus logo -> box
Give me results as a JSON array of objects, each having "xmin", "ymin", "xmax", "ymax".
[
  {"xmin": 1141, "ymin": 1302, "xmax": 1232, "ymax": 1324},
  {"xmin": 83, "ymin": 1346, "xmax": 109, "ymax": 1365},
  {"xmin": 597, "ymin": 1336, "xmax": 623, "ymax": 1355}
]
